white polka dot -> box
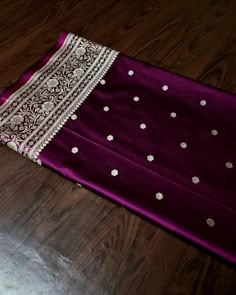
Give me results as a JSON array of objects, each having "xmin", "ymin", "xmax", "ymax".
[
  {"xmin": 71, "ymin": 114, "xmax": 77, "ymax": 120},
  {"xmin": 133, "ymin": 96, "xmax": 139, "ymax": 102},
  {"xmin": 140, "ymin": 123, "xmax": 146, "ymax": 129},
  {"xmin": 111, "ymin": 169, "xmax": 118, "ymax": 176},
  {"xmin": 206, "ymin": 218, "xmax": 215, "ymax": 227},
  {"xmin": 211, "ymin": 129, "xmax": 218, "ymax": 136},
  {"xmin": 225, "ymin": 162, "xmax": 233, "ymax": 169},
  {"xmin": 180, "ymin": 142, "xmax": 187, "ymax": 149},
  {"xmin": 103, "ymin": 106, "xmax": 109, "ymax": 112},
  {"xmin": 100, "ymin": 79, "xmax": 106, "ymax": 85},
  {"xmin": 170, "ymin": 112, "xmax": 177, "ymax": 118},
  {"xmin": 200, "ymin": 100, "xmax": 207, "ymax": 106},
  {"xmin": 162, "ymin": 85, "xmax": 168, "ymax": 91},
  {"xmin": 71, "ymin": 147, "xmax": 78, "ymax": 154},
  {"xmin": 155, "ymin": 192, "xmax": 164, "ymax": 200},
  {"xmin": 107, "ymin": 135, "xmax": 114, "ymax": 141},
  {"xmin": 147, "ymin": 155, "xmax": 154, "ymax": 162},
  {"xmin": 128, "ymin": 70, "xmax": 134, "ymax": 76},
  {"xmin": 192, "ymin": 176, "xmax": 200, "ymax": 184}
]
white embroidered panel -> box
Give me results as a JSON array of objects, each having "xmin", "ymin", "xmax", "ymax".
[{"xmin": 0, "ymin": 33, "xmax": 119, "ymax": 161}]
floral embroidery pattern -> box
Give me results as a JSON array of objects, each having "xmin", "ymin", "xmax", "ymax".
[
  {"xmin": 47, "ymin": 78, "xmax": 59, "ymax": 90},
  {"xmin": 73, "ymin": 68, "xmax": 84, "ymax": 78},
  {"xmin": 10, "ymin": 114, "xmax": 24, "ymax": 127},
  {"xmin": 41, "ymin": 101, "xmax": 55, "ymax": 113},
  {"xmin": 0, "ymin": 33, "xmax": 118, "ymax": 161}
]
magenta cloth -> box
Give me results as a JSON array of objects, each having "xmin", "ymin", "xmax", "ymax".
[{"xmin": 0, "ymin": 33, "xmax": 236, "ymax": 264}]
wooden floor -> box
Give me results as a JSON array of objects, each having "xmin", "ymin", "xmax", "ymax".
[{"xmin": 0, "ymin": 0, "xmax": 236, "ymax": 294}]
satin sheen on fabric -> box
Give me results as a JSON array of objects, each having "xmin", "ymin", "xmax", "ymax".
[{"xmin": 0, "ymin": 33, "xmax": 235, "ymax": 264}]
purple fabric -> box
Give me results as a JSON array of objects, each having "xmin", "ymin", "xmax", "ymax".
[
  {"xmin": 39, "ymin": 54, "xmax": 236, "ymax": 264},
  {"xmin": 0, "ymin": 32, "xmax": 235, "ymax": 264}
]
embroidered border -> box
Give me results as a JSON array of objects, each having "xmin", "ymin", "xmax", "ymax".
[{"xmin": 0, "ymin": 33, "xmax": 119, "ymax": 161}]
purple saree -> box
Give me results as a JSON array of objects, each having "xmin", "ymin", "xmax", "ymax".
[{"xmin": 0, "ymin": 32, "xmax": 235, "ymax": 264}]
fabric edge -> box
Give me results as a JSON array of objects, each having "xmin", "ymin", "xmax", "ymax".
[{"xmin": 0, "ymin": 32, "xmax": 68, "ymax": 105}]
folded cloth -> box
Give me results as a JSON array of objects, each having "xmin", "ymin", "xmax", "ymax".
[{"xmin": 0, "ymin": 32, "xmax": 235, "ymax": 264}]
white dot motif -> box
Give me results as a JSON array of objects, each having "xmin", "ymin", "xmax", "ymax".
[
  {"xmin": 211, "ymin": 129, "xmax": 218, "ymax": 136},
  {"xmin": 147, "ymin": 155, "xmax": 154, "ymax": 162},
  {"xmin": 180, "ymin": 142, "xmax": 187, "ymax": 149},
  {"xmin": 192, "ymin": 176, "xmax": 200, "ymax": 184},
  {"xmin": 206, "ymin": 218, "xmax": 215, "ymax": 227},
  {"xmin": 155, "ymin": 192, "xmax": 164, "ymax": 200},
  {"xmin": 162, "ymin": 85, "xmax": 168, "ymax": 91},
  {"xmin": 225, "ymin": 162, "xmax": 233, "ymax": 169},
  {"xmin": 170, "ymin": 112, "xmax": 177, "ymax": 118},
  {"xmin": 71, "ymin": 147, "xmax": 79, "ymax": 154},
  {"xmin": 128, "ymin": 70, "xmax": 134, "ymax": 76},
  {"xmin": 107, "ymin": 135, "xmax": 114, "ymax": 141},
  {"xmin": 200, "ymin": 100, "xmax": 207, "ymax": 106},
  {"xmin": 133, "ymin": 96, "xmax": 140, "ymax": 102},
  {"xmin": 71, "ymin": 114, "xmax": 77, "ymax": 120},
  {"xmin": 111, "ymin": 169, "xmax": 118, "ymax": 176},
  {"xmin": 100, "ymin": 79, "xmax": 106, "ymax": 85},
  {"xmin": 103, "ymin": 106, "xmax": 109, "ymax": 112},
  {"xmin": 140, "ymin": 123, "xmax": 146, "ymax": 129}
]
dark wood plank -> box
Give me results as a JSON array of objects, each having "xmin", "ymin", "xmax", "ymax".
[{"xmin": 0, "ymin": 1, "xmax": 236, "ymax": 294}]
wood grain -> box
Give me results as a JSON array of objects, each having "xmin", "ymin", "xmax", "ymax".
[{"xmin": 0, "ymin": 1, "xmax": 236, "ymax": 294}]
